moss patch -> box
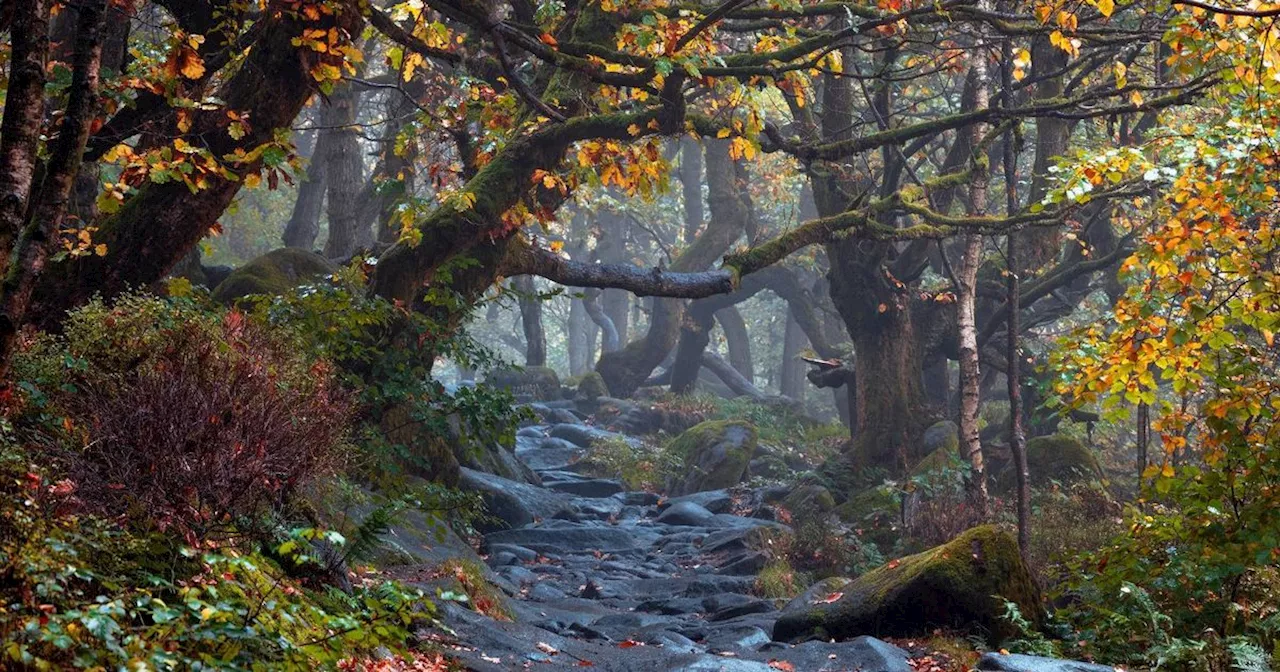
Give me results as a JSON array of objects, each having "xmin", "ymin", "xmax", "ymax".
[
  {"xmin": 772, "ymin": 525, "xmax": 1043, "ymax": 643},
  {"xmin": 575, "ymin": 371, "xmax": 608, "ymax": 401},
  {"xmin": 211, "ymin": 248, "xmax": 336, "ymax": 304},
  {"xmin": 996, "ymin": 434, "xmax": 1104, "ymax": 491}
]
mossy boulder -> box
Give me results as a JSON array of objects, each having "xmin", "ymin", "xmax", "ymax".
[
  {"xmin": 210, "ymin": 248, "xmax": 336, "ymax": 304},
  {"xmin": 772, "ymin": 525, "xmax": 1043, "ymax": 643},
  {"xmin": 996, "ymin": 434, "xmax": 1103, "ymax": 491},
  {"xmin": 485, "ymin": 366, "xmax": 562, "ymax": 401},
  {"xmin": 781, "ymin": 484, "xmax": 836, "ymax": 517},
  {"xmin": 834, "ymin": 487, "xmax": 901, "ymax": 551},
  {"xmin": 575, "ymin": 371, "xmax": 608, "ymax": 402},
  {"xmin": 668, "ymin": 420, "xmax": 757, "ymax": 496},
  {"xmin": 379, "ymin": 404, "xmax": 461, "ymax": 486}
]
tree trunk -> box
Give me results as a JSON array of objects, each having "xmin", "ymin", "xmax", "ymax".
[
  {"xmin": 583, "ymin": 288, "xmax": 620, "ymax": 353},
  {"xmin": 670, "ymin": 309, "xmax": 713, "ymax": 394},
  {"xmin": 0, "ymin": 0, "xmax": 105, "ymax": 375},
  {"xmin": 283, "ymin": 109, "xmax": 329, "ymax": 250},
  {"xmin": 321, "ymin": 82, "xmax": 363, "ymax": 259},
  {"xmin": 0, "ymin": 0, "xmax": 50, "ymax": 261},
  {"xmin": 568, "ymin": 297, "xmax": 590, "ymax": 375},
  {"xmin": 780, "ymin": 306, "xmax": 807, "ymax": 401},
  {"xmin": 515, "ymin": 275, "xmax": 546, "ymax": 367},
  {"xmin": 716, "ymin": 305, "xmax": 753, "ymax": 383},
  {"xmin": 595, "ymin": 139, "xmax": 747, "ymax": 397},
  {"xmin": 680, "ymin": 137, "xmax": 703, "ymax": 243}
]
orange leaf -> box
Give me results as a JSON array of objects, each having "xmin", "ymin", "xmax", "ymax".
[
  {"xmin": 768, "ymin": 661, "xmax": 796, "ymax": 671},
  {"xmin": 540, "ymin": 32, "xmax": 559, "ymax": 47}
]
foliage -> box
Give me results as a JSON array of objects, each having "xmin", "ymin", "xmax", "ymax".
[
  {"xmin": 0, "ymin": 439, "xmax": 430, "ymax": 671},
  {"xmin": 580, "ymin": 434, "xmax": 681, "ymax": 492},
  {"xmin": 9, "ymin": 293, "xmax": 350, "ymax": 541},
  {"xmin": 754, "ymin": 558, "xmax": 801, "ymax": 600}
]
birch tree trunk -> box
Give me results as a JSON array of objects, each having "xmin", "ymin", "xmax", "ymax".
[{"xmin": 957, "ymin": 40, "xmax": 991, "ymax": 514}]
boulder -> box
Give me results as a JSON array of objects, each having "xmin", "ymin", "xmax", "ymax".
[
  {"xmin": 459, "ymin": 467, "xmax": 572, "ymax": 531},
  {"xmin": 921, "ymin": 420, "xmax": 959, "ymax": 456},
  {"xmin": 781, "ymin": 576, "xmax": 852, "ymax": 614},
  {"xmin": 1023, "ymin": 434, "xmax": 1104, "ymax": 486},
  {"xmin": 668, "ymin": 420, "xmax": 757, "ymax": 496},
  {"xmin": 655, "ymin": 501, "xmax": 717, "ymax": 527},
  {"xmin": 763, "ymin": 637, "xmax": 913, "ymax": 672},
  {"xmin": 211, "ymin": 248, "xmax": 336, "ymax": 303},
  {"xmin": 780, "ymin": 484, "xmax": 835, "ymax": 517},
  {"xmin": 772, "ymin": 525, "xmax": 1043, "ymax": 643},
  {"xmin": 575, "ymin": 371, "xmax": 609, "ymax": 402},
  {"xmin": 486, "ymin": 366, "xmax": 562, "ymax": 401},
  {"xmin": 977, "ymin": 653, "xmax": 1117, "ymax": 672}
]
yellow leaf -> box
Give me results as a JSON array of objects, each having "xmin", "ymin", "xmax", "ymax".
[
  {"xmin": 94, "ymin": 243, "xmax": 107, "ymax": 257},
  {"xmin": 716, "ymin": 128, "xmax": 731, "ymax": 139},
  {"xmin": 1161, "ymin": 462, "xmax": 1174, "ymax": 478},
  {"xmin": 1094, "ymin": 0, "xmax": 1114, "ymax": 18},
  {"xmin": 549, "ymin": 240, "xmax": 564, "ymax": 253}
]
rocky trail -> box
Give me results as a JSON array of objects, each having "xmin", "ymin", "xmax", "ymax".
[{"xmin": 399, "ymin": 408, "xmax": 1114, "ymax": 672}]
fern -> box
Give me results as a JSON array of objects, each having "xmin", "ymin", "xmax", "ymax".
[{"xmin": 1226, "ymin": 637, "xmax": 1272, "ymax": 672}]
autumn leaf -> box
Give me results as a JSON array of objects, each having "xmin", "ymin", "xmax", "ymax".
[
  {"xmin": 539, "ymin": 33, "xmax": 559, "ymax": 47},
  {"xmin": 768, "ymin": 661, "xmax": 796, "ymax": 671},
  {"xmin": 812, "ymin": 592, "xmax": 843, "ymax": 604}
]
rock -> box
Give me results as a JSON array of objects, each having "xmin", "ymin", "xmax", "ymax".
[
  {"xmin": 486, "ymin": 366, "xmax": 562, "ymax": 401},
  {"xmin": 781, "ymin": 576, "xmax": 852, "ymax": 614},
  {"xmin": 550, "ymin": 423, "xmax": 639, "ymax": 449},
  {"xmin": 211, "ymin": 248, "xmax": 336, "ymax": 303},
  {"xmin": 749, "ymin": 454, "xmax": 791, "ymax": 480},
  {"xmin": 764, "ymin": 637, "xmax": 913, "ymax": 672},
  {"xmin": 834, "ymin": 486, "xmax": 900, "ymax": 551},
  {"xmin": 656, "ymin": 501, "xmax": 717, "ymax": 527},
  {"xmin": 545, "ymin": 478, "xmax": 624, "ymax": 498},
  {"xmin": 977, "ymin": 653, "xmax": 1117, "ymax": 672},
  {"xmin": 704, "ymin": 625, "xmax": 772, "ymax": 652},
  {"xmin": 922, "ymin": 420, "xmax": 959, "ymax": 456},
  {"xmin": 772, "ymin": 525, "xmax": 1043, "ymax": 643},
  {"xmin": 465, "ymin": 442, "xmax": 540, "ymax": 484},
  {"xmin": 780, "ymin": 484, "xmax": 835, "ymax": 517},
  {"xmin": 459, "ymin": 467, "xmax": 572, "ymax": 531},
  {"xmin": 575, "ymin": 372, "xmax": 609, "ymax": 402},
  {"xmin": 377, "ymin": 403, "xmax": 461, "ymax": 486},
  {"xmin": 484, "ymin": 522, "xmax": 659, "ymax": 555},
  {"xmin": 1021, "ymin": 434, "xmax": 1105, "ymax": 487},
  {"xmin": 668, "ymin": 421, "xmax": 757, "ymax": 496},
  {"xmin": 666, "ymin": 490, "xmax": 734, "ymax": 514},
  {"xmin": 516, "ymin": 436, "xmax": 585, "ymax": 472}
]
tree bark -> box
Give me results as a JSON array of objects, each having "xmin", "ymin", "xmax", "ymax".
[
  {"xmin": 568, "ymin": 297, "xmax": 590, "ymax": 375},
  {"xmin": 780, "ymin": 306, "xmax": 808, "ymax": 401},
  {"xmin": 680, "ymin": 137, "xmax": 703, "ymax": 243},
  {"xmin": 283, "ymin": 108, "xmax": 329, "ymax": 250},
  {"xmin": 958, "ymin": 43, "xmax": 992, "ymax": 513},
  {"xmin": 515, "ymin": 275, "xmax": 546, "ymax": 367},
  {"xmin": 321, "ymin": 82, "xmax": 364, "ymax": 259},
  {"xmin": 716, "ymin": 305, "xmax": 753, "ymax": 382},
  {"xmin": 0, "ymin": 0, "xmax": 105, "ymax": 374},
  {"xmin": 0, "ymin": 0, "xmax": 50, "ymax": 260}
]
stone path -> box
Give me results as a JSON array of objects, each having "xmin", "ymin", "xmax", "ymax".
[{"xmin": 424, "ymin": 420, "xmax": 1115, "ymax": 672}]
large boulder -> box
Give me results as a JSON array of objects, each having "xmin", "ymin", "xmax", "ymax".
[
  {"xmin": 486, "ymin": 366, "xmax": 562, "ymax": 401},
  {"xmin": 772, "ymin": 525, "xmax": 1043, "ymax": 643},
  {"xmin": 211, "ymin": 248, "xmax": 336, "ymax": 303},
  {"xmin": 668, "ymin": 420, "xmax": 757, "ymax": 496}
]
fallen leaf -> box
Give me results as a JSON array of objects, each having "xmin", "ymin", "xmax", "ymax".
[
  {"xmin": 812, "ymin": 592, "xmax": 843, "ymax": 604},
  {"xmin": 768, "ymin": 661, "xmax": 796, "ymax": 671},
  {"xmin": 618, "ymin": 640, "xmax": 644, "ymax": 648},
  {"xmin": 536, "ymin": 642, "xmax": 558, "ymax": 655}
]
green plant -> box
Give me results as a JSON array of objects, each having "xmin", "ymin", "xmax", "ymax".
[
  {"xmin": 581, "ymin": 435, "xmax": 682, "ymax": 492},
  {"xmin": 998, "ymin": 599, "xmax": 1060, "ymax": 657},
  {"xmin": 755, "ymin": 558, "xmax": 802, "ymax": 599}
]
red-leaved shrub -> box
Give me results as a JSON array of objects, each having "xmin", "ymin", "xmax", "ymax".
[{"xmin": 18, "ymin": 295, "xmax": 351, "ymax": 540}]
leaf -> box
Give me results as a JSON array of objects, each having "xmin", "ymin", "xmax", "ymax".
[
  {"xmin": 536, "ymin": 642, "xmax": 559, "ymax": 655},
  {"xmin": 539, "ymin": 33, "xmax": 559, "ymax": 47},
  {"xmin": 768, "ymin": 662, "xmax": 795, "ymax": 671},
  {"xmin": 811, "ymin": 592, "xmax": 843, "ymax": 604}
]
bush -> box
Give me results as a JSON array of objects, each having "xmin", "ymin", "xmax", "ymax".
[{"xmin": 12, "ymin": 293, "xmax": 351, "ymax": 540}]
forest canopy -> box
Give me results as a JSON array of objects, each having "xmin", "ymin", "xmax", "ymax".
[{"xmin": 3, "ymin": 0, "xmax": 1280, "ymax": 669}]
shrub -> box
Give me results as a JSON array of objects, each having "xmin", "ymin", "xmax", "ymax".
[
  {"xmin": 581, "ymin": 435, "xmax": 682, "ymax": 492},
  {"xmin": 12, "ymin": 293, "xmax": 351, "ymax": 540},
  {"xmin": 755, "ymin": 558, "xmax": 801, "ymax": 599}
]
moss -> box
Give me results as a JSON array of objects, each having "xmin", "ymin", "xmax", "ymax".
[
  {"xmin": 575, "ymin": 371, "xmax": 608, "ymax": 401},
  {"xmin": 667, "ymin": 420, "xmax": 757, "ymax": 495},
  {"xmin": 772, "ymin": 525, "xmax": 1043, "ymax": 644},
  {"xmin": 995, "ymin": 434, "xmax": 1104, "ymax": 492},
  {"xmin": 781, "ymin": 484, "xmax": 836, "ymax": 517},
  {"xmin": 835, "ymin": 486, "xmax": 901, "ymax": 552},
  {"xmin": 755, "ymin": 558, "xmax": 803, "ymax": 600},
  {"xmin": 210, "ymin": 248, "xmax": 336, "ymax": 304}
]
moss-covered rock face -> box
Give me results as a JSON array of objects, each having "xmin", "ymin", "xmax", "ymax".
[
  {"xmin": 668, "ymin": 420, "xmax": 757, "ymax": 496},
  {"xmin": 210, "ymin": 248, "xmax": 337, "ymax": 304},
  {"xmin": 379, "ymin": 404, "xmax": 461, "ymax": 486},
  {"xmin": 485, "ymin": 366, "xmax": 562, "ymax": 401},
  {"xmin": 996, "ymin": 434, "xmax": 1103, "ymax": 491},
  {"xmin": 772, "ymin": 525, "xmax": 1043, "ymax": 643}
]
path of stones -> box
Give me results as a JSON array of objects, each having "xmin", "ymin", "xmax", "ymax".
[{"xmin": 403, "ymin": 419, "xmax": 1113, "ymax": 672}]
